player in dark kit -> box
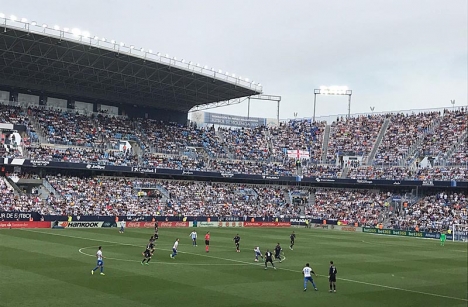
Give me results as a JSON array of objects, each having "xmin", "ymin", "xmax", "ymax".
[
  {"xmin": 264, "ymin": 249, "xmax": 276, "ymax": 270},
  {"xmin": 141, "ymin": 242, "xmax": 155, "ymax": 265},
  {"xmin": 233, "ymin": 234, "xmax": 241, "ymax": 252},
  {"xmin": 289, "ymin": 231, "xmax": 296, "ymax": 250},
  {"xmin": 154, "ymin": 221, "xmax": 159, "ymax": 239},
  {"xmin": 274, "ymin": 243, "xmax": 282, "ymax": 262},
  {"xmin": 329, "ymin": 261, "xmax": 337, "ymax": 292}
]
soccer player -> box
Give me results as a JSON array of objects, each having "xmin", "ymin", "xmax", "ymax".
[
  {"xmin": 141, "ymin": 242, "xmax": 154, "ymax": 265},
  {"xmin": 149, "ymin": 235, "xmax": 155, "ymax": 244},
  {"xmin": 264, "ymin": 249, "xmax": 276, "ymax": 270},
  {"xmin": 154, "ymin": 221, "xmax": 159, "ymax": 238},
  {"xmin": 91, "ymin": 246, "xmax": 105, "ymax": 275},
  {"xmin": 440, "ymin": 232, "xmax": 446, "ymax": 246},
  {"xmin": 233, "ymin": 234, "xmax": 241, "ymax": 252},
  {"xmin": 119, "ymin": 220, "xmax": 126, "ymax": 233},
  {"xmin": 205, "ymin": 231, "xmax": 210, "ymax": 253},
  {"xmin": 254, "ymin": 246, "xmax": 263, "ymax": 262},
  {"xmin": 290, "ymin": 231, "xmax": 296, "ymax": 250},
  {"xmin": 190, "ymin": 230, "xmax": 198, "ymax": 246},
  {"xmin": 170, "ymin": 238, "xmax": 179, "ymax": 259},
  {"xmin": 274, "ymin": 243, "xmax": 282, "ymax": 262},
  {"xmin": 329, "ymin": 261, "xmax": 338, "ymax": 293},
  {"xmin": 302, "ymin": 263, "xmax": 317, "ymax": 291}
]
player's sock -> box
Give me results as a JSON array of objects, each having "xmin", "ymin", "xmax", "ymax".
[
  {"xmin": 147, "ymin": 258, "xmax": 151, "ymax": 263},
  {"xmin": 312, "ymin": 281, "xmax": 317, "ymax": 289},
  {"xmin": 304, "ymin": 280, "xmax": 307, "ymax": 289},
  {"xmin": 330, "ymin": 284, "xmax": 332, "ymax": 291},
  {"xmin": 100, "ymin": 267, "xmax": 104, "ymax": 273}
]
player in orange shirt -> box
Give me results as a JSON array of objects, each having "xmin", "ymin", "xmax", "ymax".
[{"xmin": 204, "ymin": 231, "xmax": 210, "ymax": 252}]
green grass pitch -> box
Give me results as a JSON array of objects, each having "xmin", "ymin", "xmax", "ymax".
[{"xmin": 0, "ymin": 227, "xmax": 466, "ymax": 307}]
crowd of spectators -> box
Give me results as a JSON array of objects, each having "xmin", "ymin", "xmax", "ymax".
[
  {"xmin": 326, "ymin": 115, "xmax": 384, "ymax": 164},
  {"xmin": 1, "ymin": 105, "xmax": 467, "ymax": 181},
  {"xmin": 386, "ymin": 192, "xmax": 467, "ymax": 232},
  {"xmin": 374, "ymin": 111, "xmax": 441, "ymax": 166},
  {"xmin": 2, "ymin": 173, "xmax": 467, "ymax": 232},
  {"xmin": 305, "ymin": 189, "xmax": 389, "ymax": 227}
]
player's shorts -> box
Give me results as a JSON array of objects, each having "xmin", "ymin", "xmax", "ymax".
[
  {"xmin": 97, "ymin": 260, "xmax": 103, "ymax": 266},
  {"xmin": 235, "ymin": 242, "xmax": 240, "ymax": 247},
  {"xmin": 305, "ymin": 276, "xmax": 313, "ymax": 282},
  {"xmin": 144, "ymin": 250, "xmax": 151, "ymax": 258},
  {"xmin": 290, "ymin": 240, "xmax": 295, "ymax": 245},
  {"xmin": 265, "ymin": 258, "xmax": 273, "ymax": 264},
  {"xmin": 275, "ymin": 254, "xmax": 281, "ymax": 258},
  {"xmin": 440, "ymin": 237, "xmax": 446, "ymax": 241},
  {"xmin": 329, "ymin": 275, "xmax": 336, "ymax": 282},
  {"xmin": 154, "ymin": 234, "xmax": 159, "ymax": 240},
  {"xmin": 120, "ymin": 226, "xmax": 124, "ymax": 231},
  {"xmin": 205, "ymin": 240, "xmax": 210, "ymax": 246},
  {"xmin": 172, "ymin": 248, "xmax": 177, "ymax": 254}
]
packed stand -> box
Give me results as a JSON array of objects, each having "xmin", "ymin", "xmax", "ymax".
[
  {"xmin": 418, "ymin": 109, "xmax": 467, "ymax": 157},
  {"xmin": 27, "ymin": 145, "xmax": 138, "ymax": 166},
  {"xmin": 386, "ymin": 192, "xmax": 468, "ymax": 231},
  {"xmin": 270, "ymin": 120, "xmax": 326, "ymax": 163},
  {"xmin": 305, "ymin": 189, "xmax": 389, "ymax": 226},
  {"xmin": 0, "ymin": 176, "xmax": 46, "ymax": 214},
  {"xmin": 221, "ymin": 126, "xmax": 271, "ymax": 161},
  {"xmin": 374, "ymin": 112, "xmax": 440, "ymax": 166},
  {"xmin": 326, "ymin": 115, "xmax": 384, "ymax": 164}
]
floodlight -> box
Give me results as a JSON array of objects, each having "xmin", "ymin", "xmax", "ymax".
[
  {"xmin": 232, "ymin": 73, "xmax": 236, "ymax": 77},
  {"xmin": 140, "ymin": 48, "xmax": 144, "ymax": 52},
  {"xmin": 0, "ymin": 13, "xmax": 5, "ymax": 18},
  {"xmin": 10, "ymin": 15, "xmax": 17, "ymax": 21},
  {"xmin": 21, "ymin": 18, "xmax": 27, "ymax": 22},
  {"xmin": 314, "ymin": 85, "xmax": 353, "ymax": 122},
  {"xmin": 148, "ymin": 49, "xmax": 152, "ymax": 53},
  {"xmin": 157, "ymin": 52, "xmax": 161, "ymax": 56},
  {"xmin": 130, "ymin": 45, "xmax": 134, "ymax": 49},
  {"xmin": 94, "ymin": 36, "xmax": 99, "ymax": 40},
  {"xmin": 42, "ymin": 24, "xmax": 48, "ymax": 28},
  {"xmin": 181, "ymin": 59, "xmax": 185, "ymax": 63},
  {"xmin": 54, "ymin": 25, "xmax": 60, "ymax": 30},
  {"xmin": 173, "ymin": 56, "xmax": 176, "ymax": 60},
  {"xmin": 204, "ymin": 65, "xmax": 208, "ymax": 69},
  {"xmin": 72, "ymin": 28, "xmax": 81, "ymax": 36},
  {"xmin": 63, "ymin": 27, "xmax": 69, "ymax": 32},
  {"xmin": 165, "ymin": 54, "xmax": 168, "ymax": 57},
  {"xmin": 82, "ymin": 31, "xmax": 90, "ymax": 38},
  {"xmin": 245, "ymin": 78, "xmax": 249, "ymax": 82},
  {"xmin": 31, "ymin": 21, "xmax": 37, "ymax": 26},
  {"xmin": 239, "ymin": 77, "xmax": 243, "ymax": 80},
  {"xmin": 101, "ymin": 38, "xmax": 106, "ymax": 42},
  {"xmin": 120, "ymin": 42, "xmax": 124, "ymax": 46},
  {"xmin": 111, "ymin": 40, "xmax": 116, "ymax": 44},
  {"xmin": 218, "ymin": 69, "xmax": 222, "ymax": 73}
]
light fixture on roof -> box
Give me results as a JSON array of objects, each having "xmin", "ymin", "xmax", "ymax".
[
  {"xmin": 130, "ymin": 45, "xmax": 134, "ymax": 49},
  {"xmin": 54, "ymin": 25, "xmax": 60, "ymax": 30},
  {"xmin": 218, "ymin": 69, "xmax": 222, "ymax": 73},
  {"xmin": 140, "ymin": 48, "xmax": 144, "ymax": 52},
  {"xmin": 42, "ymin": 24, "xmax": 48, "ymax": 28},
  {"xmin": 101, "ymin": 37, "xmax": 106, "ymax": 42},
  {"xmin": 148, "ymin": 49, "xmax": 152, "ymax": 53},
  {"xmin": 111, "ymin": 40, "xmax": 115, "ymax": 44},
  {"xmin": 82, "ymin": 31, "xmax": 90, "ymax": 38},
  {"xmin": 156, "ymin": 52, "xmax": 160, "ymax": 56},
  {"xmin": 313, "ymin": 85, "xmax": 353, "ymax": 122},
  {"xmin": 165, "ymin": 53, "xmax": 169, "ymax": 57},
  {"xmin": 181, "ymin": 59, "xmax": 185, "ymax": 63},
  {"xmin": 21, "ymin": 18, "xmax": 28, "ymax": 23},
  {"xmin": 63, "ymin": 27, "xmax": 69, "ymax": 32},
  {"xmin": 245, "ymin": 78, "xmax": 249, "ymax": 82},
  {"xmin": 232, "ymin": 73, "xmax": 236, "ymax": 77},
  {"xmin": 120, "ymin": 42, "xmax": 124, "ymax": 46},
  {"xmin": 31, "ymin": 21, "xmax": 37, "ymax": 26},
  {"xmin": 204, "ymin": 65, "xmax": 208, "ymax": 69},
  {"xmin": 10, "ymin": 15, "xmax": 17, "ymax": 21},
  {"xmin": 94, "ymin": 36, "xmax": 99, "ymax": 40},
  {"xmin": 0, "ymin": 13, "xmax": 5, "ymax": 18},
  {"xmin": 72, "ymin": 28, "xmax": 81, "ymax": 36},
  {"xmin": 173, "ymin": 56, "xmax": 177, "ymax": 60}
]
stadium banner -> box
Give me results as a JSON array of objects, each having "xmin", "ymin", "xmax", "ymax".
[
  {"xmin": 362, "ymin": 227, "xmax": 453, "ymax": 240},
  {"xmin": 308, "ymin": 223, "xmax": 361, "ymax": 232},
  {"xmin": 219, "ymin": 221, "xmax": 244, "ymax": 227},
  {"xmin": 196, "ymin": 221, "xmax": 219, "ymax": 227},
  {"xmin": 54, "ymin": 221, "xmax": 104, "ymax": 228},
  {"xmin": 0, "ymin": 221, "xmax": 50, "ymax": 229},
  {"xmin": 203, "ymin": 111, "xmax": 266, "ymax": 128},
  {"xmin": 101, "ymin": 221, "xmax": 117, "ymax": 228},
  {"xmin": 0, "ymin": 211, "xmax": 41, "ymax": 221},
  {"xmin": 126, "ymin": 221, "xmax": 188, "ymax": 228},
  {"xmin": 1, "ymin": 157, "xmax": 467, "ymax": 188},
  {"xmin": 243, "ymin": 222, "xmax": 291, "ymax": 227}
]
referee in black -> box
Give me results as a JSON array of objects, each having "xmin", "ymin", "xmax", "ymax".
[
  {"xmin": 233, "ymin": 234, "xmax": 241, "ymax": 252},
  {"xmin": 329, "ymin": 261, "xmax": 338, "ymax": 293}
]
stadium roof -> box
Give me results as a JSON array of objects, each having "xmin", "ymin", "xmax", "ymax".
[{"xmin": 0, "ymin": 18, "xmax": 262, "ymax": 112}]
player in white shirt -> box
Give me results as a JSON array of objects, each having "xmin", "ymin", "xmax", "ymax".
[
  {"xmin": 170, "ymin": 238, "xmax": 180, "ymax": 258},
  {"xmin": 254, "ymin": 246, "xmax": 263, "ymax": 262},
  {"xmin": 189, "ymin": 231, "xmax": 197, "ymax": 246},
  {"xmin": 119, "ymin": 220, "xmax": 126, "ymax": 233},
  {"xmin": 91, "ymin": 246, "xmax": 105, "ymax": 275},
  {"xmin": 302, "ymin": 263, "xmax": 317, "ymax": 291}
]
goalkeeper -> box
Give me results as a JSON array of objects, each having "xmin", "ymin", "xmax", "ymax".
[{"xmin": 440, "ymin": 232, "xmax": 446, "ymax": 246}]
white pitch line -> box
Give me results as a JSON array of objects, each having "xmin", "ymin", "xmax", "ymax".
[{"xmin": 21, "ymin": 229, "xmax": 468, "ymax": 302}]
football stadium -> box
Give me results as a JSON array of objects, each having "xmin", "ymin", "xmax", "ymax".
[{"xmin": 0, "ymin": 8, "xmax": 467, "ymax": 307}]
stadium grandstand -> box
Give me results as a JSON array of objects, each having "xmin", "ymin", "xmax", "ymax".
[{"xmin": 0, "ymin": 16, "xmax": 466, "ymax": 236}]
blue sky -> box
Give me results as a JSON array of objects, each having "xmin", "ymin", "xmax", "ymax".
[{"xmin": 1, "ymin": 0, "xmax": 467, "ymax": 119}]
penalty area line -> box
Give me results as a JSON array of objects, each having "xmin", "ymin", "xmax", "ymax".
[{"xmin": 21, "ymin": 229, "xmax": 467, "ymax": 302}]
